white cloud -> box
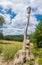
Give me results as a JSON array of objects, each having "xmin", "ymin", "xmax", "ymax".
[
  {"xmin": 0, "ymin": 0, "xmax": 42, "ymax": 35},
  {"xmin": 30, "ymin": 0, "xmax": 42, "ymax": 14}
]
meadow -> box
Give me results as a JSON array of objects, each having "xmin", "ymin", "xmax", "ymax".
[
  {"xmin": 0, "ymin": 40, "xmax": 42, "ymax": 65},
  {"xmin": 0, "ymin": 40, "xmax": 23, "ymax": 61}
]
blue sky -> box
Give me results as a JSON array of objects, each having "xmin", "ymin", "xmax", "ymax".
[{"xmin": 0, "ymin": 0, "xmax": 42, "ymax": 35}]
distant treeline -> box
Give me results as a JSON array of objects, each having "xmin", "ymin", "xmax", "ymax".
[
  {"xmin": 0, "ymin": 33, "xmax": 24, "ymax": 42},
  {"xmin": 4, "ymin": 35, "xmax": 24, "ymax": 42},
  {"xmin": 0, "ymin": 32, "xmax": 30, "ymax": 42}
]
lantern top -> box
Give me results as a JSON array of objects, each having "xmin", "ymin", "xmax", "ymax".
[{"xmin": 27, "ymin": 7, "xmax": 31, "ymax": 14}]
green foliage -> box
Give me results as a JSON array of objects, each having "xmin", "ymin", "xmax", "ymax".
[
  {"xmin": 0, "ymin": 45, "xmax": 3, "ymax": 54},
  {"xmin": 0, "ymin": 15, "xmax": 5, "ymax": 26},
  {"xmin": 4, "ymin": 35, "xmax": 24, "ymax": 42},
  {"xmin": 0, "ymin": 34, "xmax": 29, "ymax": 42},
  {"xmin": 0, "ymin": 15, "xmax": 5, "ymax": 39},
  {"xmin": 0, "ymin": 32, "xmax": 4, "ymax": 40},
  {"xmin": 30, "ymin": 43, "xmax": 42, "ymax": 65},
  {"xmin": 38, "ymin": 58, "xmax": 42, "ymax": 65},
  {"xmin": 35, "ymin": 19, "xmax": 42, "ymax": 48},
  {"xmin": 29, "ymin": 32, "xmax": 36, "ymax": 43},
  {"xmin": 0, "ymin": 35, "xmax": 24, "ymax": 42},
  {"xmin": 30, "ymin": 19, "xmax": 42, "ymax": 48},
  {"xmin": 39, "ymin": 48, "xmax": 42, "ymax": 58},
  {"xmin": 29, "ymin": 60, "xmax": 34, "ymax": 65}
]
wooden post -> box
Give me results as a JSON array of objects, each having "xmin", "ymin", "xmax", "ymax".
[{"xmin": 23, "ymin": 7, "xmax": 31, "ymax": 50}]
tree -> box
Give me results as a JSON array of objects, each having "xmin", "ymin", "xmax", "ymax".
[
  {"xmin": 0, "ymin": 15, "xmax": 5, "ymax": 30},
  {"xmin": 0, "ymin": 15, "xmax": 5, "ymax": 39},
  {"xmin": 0, "ymin": 32, "xmax": 4, "ymax": 40},
  {"xmin": 30, "ymin": 19, "xmax": 42, "ymax": 48},
  {"xmin": 35, "ymin": 19, "xmax": 42, "ymax": 48}
]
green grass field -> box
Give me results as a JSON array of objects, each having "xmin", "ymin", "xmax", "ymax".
[{"xmin": 0, "ymin": 40, "xmax": 42, "ymax": 65}]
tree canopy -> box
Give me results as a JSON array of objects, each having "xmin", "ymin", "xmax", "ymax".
[
  {"xmin": 0, "ymin": 15, "xmax": 5, "ymax": 39},
  {"xmin": 0, "ymin": 15, "xmax": 5, "ymax": 27},
  {"xmin": 30, "ymin": 19, "xmax": 42, "ymax": 48}
]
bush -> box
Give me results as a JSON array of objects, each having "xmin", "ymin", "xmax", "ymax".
[
  {"xmin": 38, "ymin": 58, "xmax": 42, "ymax": 65},
  {"xmin": 39, "ymin": 48, "xmax": 42, "ymax": 58},
  {"xmin": 0, "ymin": 45, "xmax": 3, "ymax": 54},
  {"xmin": 29, "ymin": 60, "xmax": 34, "ymax": 65},
  {"xmin": 30, "ymin": 19, "xmax": 42, "ymax": 48}
]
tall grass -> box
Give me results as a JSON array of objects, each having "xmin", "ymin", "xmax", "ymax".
[
  {"xmin": 0, "ymin": 42, "xmax": 23, "ymax": 61},
  {"xmin": 0, "ymin": 41, "xmax": 42, "ymax": 65}
]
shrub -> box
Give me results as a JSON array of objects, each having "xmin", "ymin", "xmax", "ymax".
[
  {"xmin": 30, "ymin": 19, "xmax": 42, "ymax": 48},
  {"xmin": 38, "ymin": 58, "xmax": 42, "ymax": 65},
  {"xmin": 29, "ymin": 60, "xmax": 34, "ymax": 65},
  {"xmin": 0, "ymin": 45, "xmax": 3, "ymax": 54}
]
